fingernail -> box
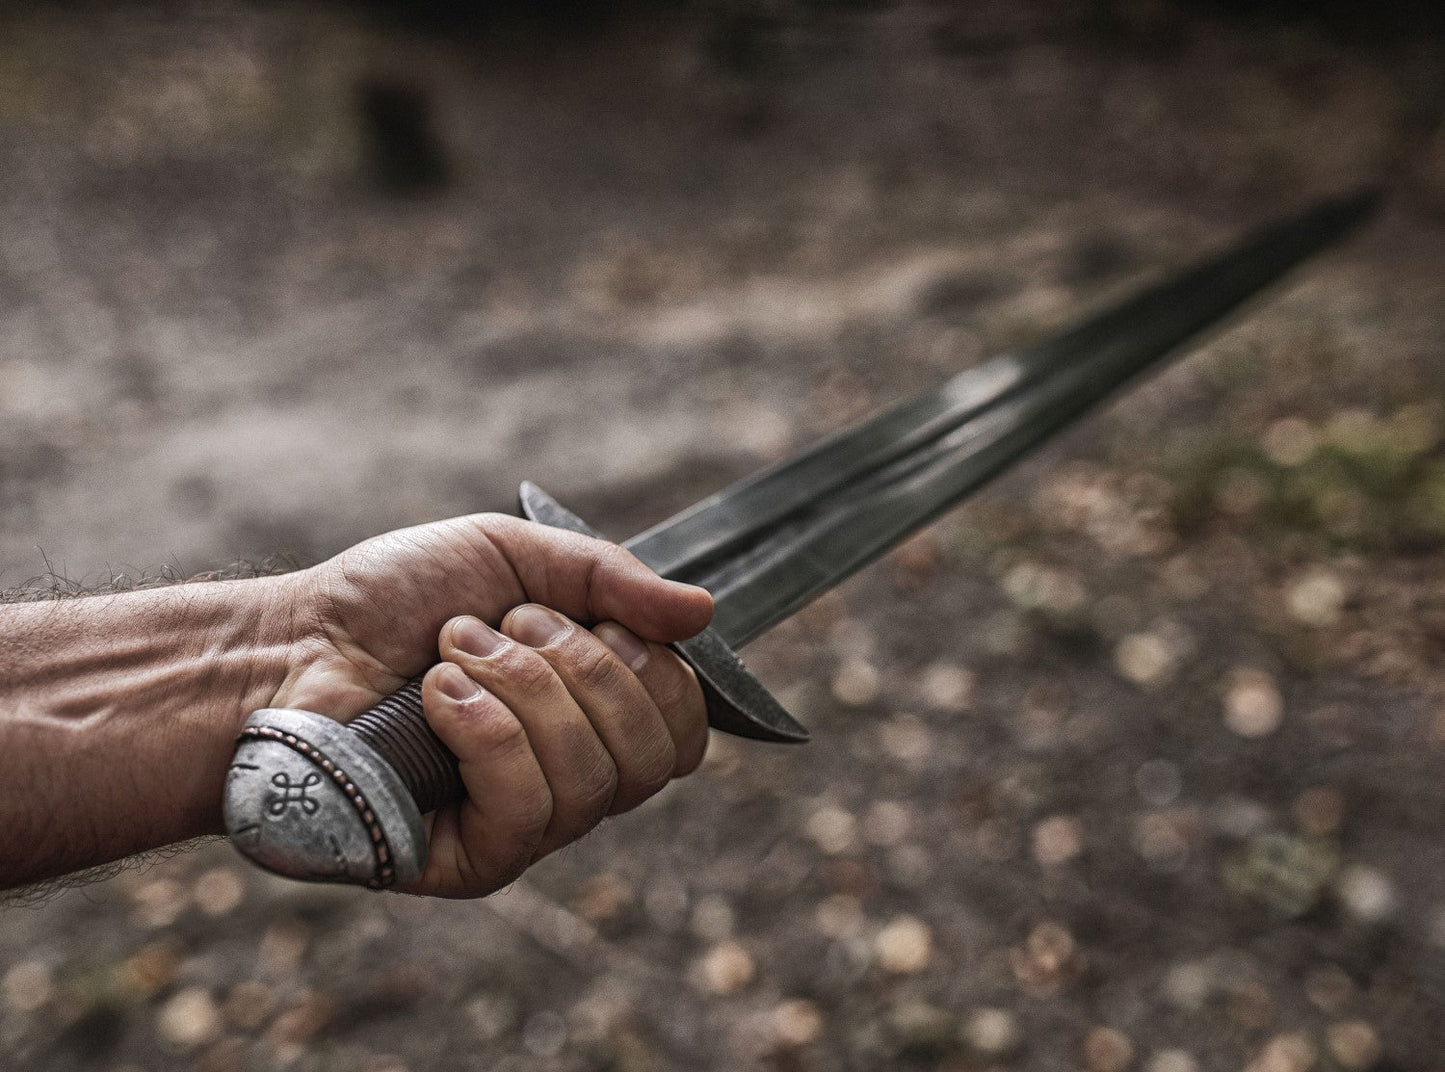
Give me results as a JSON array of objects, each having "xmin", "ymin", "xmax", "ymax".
[
  {"xmin": 595, "ymin": 622, "xmax": 649, "ymax": 671},
  {"xmin": 437, "ymin": 663, "xmax": 482, "ymax": 701},
  {"xmin": 453, "ymin": 616, "xmax": 505, "ymax": 657},
  {"xmin": 507, "ymin": 605, "xmax": 570, "ymax": 647}
]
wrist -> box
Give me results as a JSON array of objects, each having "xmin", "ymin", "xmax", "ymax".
[{"xmin": 0, "ymin": 575, "xmax": 300, "ymax": 887}]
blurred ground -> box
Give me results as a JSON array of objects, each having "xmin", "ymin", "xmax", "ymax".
[{"xmin": 1, "ymin": 2, "xmax": 1444, "ymax": 1070}]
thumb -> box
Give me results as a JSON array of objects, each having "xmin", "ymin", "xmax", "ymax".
[{"xmin": 480, "ymin": 515, "xmax": 714, "ymax": 642}]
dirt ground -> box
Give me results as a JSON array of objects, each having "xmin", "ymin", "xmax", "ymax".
[{"xmin": 2, "ymin": 2, "xmax": 1444, "ymax": 1070}]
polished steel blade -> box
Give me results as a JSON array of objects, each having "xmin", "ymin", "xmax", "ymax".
[{"xmin": 631, "ymin": 190, "xmax": 1378, "ymax": 644}]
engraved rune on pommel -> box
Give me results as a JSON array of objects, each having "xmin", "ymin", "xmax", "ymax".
[{"xmin": 267, "ymin": 771, "xmax": 322, "ymax": 817}]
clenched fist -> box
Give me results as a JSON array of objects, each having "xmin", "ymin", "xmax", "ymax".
[{"xmin": 0, "ymin": 514, "xmax": 713, "ymax": 895}]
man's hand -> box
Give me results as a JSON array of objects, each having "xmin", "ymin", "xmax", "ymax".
[
  {"xmin": 0, "ymin": 514, "xmax": 713, "ymax": 895},
  {"xmin": 273, "ymin": 514, "xmax": 714, "ymax": 898}
]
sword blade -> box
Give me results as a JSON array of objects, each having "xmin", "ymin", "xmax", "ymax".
[
  {"xmin": 635, "ymin": 190, "xmax": 1377, "ymax": 645},
  {"xmin": 226, "ymin": 190, "xmax": 1380, "ymax": 889}
]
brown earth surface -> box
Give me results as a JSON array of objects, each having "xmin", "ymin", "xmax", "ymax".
[{"xmin": 1, "ymin": 3, "xmax": 1444, "ymax": 1071}]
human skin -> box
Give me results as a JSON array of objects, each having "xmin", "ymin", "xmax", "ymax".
[{"xmin": 0, "ymin": 514, "xmax": 714, "ymax": 897}]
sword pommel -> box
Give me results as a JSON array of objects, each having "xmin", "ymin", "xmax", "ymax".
[{"xmin": 224, "ymin": 707, "xmax": 430, "ymax": 889}]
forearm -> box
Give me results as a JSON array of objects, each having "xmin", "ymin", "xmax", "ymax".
[{"xmin": 0, "ymin": 579, "xmax": 297, "ymax": 889}]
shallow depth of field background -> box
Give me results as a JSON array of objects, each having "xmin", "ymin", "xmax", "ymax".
[{"xmin": 1, "ymin": 2, "xmax": 1444, "ymax": 1070}]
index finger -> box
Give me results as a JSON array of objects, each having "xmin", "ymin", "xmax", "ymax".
[{"xmin": 479, "ymin": 515, "xmax": 715, "ymax": 642}]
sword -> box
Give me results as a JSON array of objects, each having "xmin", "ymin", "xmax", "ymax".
[{"xmin": 222, "ymin": 191, "xmax": 1377, "ymax": 888}]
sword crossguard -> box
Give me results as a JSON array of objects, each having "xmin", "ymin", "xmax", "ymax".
[{"xmin": 224, "ymin": 483, "xmax": 807, "ymax": 889}]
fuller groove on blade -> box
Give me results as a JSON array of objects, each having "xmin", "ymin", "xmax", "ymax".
[{"xmin": 632, "ymin": 190, "xmax": 1377, "ymax": 646}]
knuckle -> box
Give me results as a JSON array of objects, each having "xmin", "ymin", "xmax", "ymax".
[
  {"xmin": 543, "ymin": 720, "xmax": 619, "ymax": 837},
  {"xmin": 619, "ymin": 737, "xmax": 677, "ymax": 811},
  {"xmin": 576, "ymin": 756, "xmax": 620, "ymax": 819},
  {"xmin": 498, "ymin": 645, "xmax": 558, "ymax": 697},
  {"xmin": 639, "ymin": 731, "xmax": 678, "ymax": 791},
  {"xmin": 569, "ymin": 640, "xmax": 626, "ymax": 696},
  {"xmin": 652, "ymin": 734, "xmax": 680, "ymax": 784},
  {"xmin": 556, "ymin": 754, "xmax": 618, "ymax": 835},
  {"xmin": 647, "ymin": 652, "xmax": 700, "ymax": 716},
  {"xmin": 464, "ymin": 698, "xmax": 530, "ymax": 756},
  {"xmin": 504, "ymin": 782, "xmax": 554, "ymax": 849}
]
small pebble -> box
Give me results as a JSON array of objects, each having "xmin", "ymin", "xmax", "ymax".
[
  {"xmin": 1326, "ymin": 1021, "xmax": 1382, "ymax": 1070},
  {"xmin": 157, "ymin": 988, "xmax": 223, "ymax": 1051},
  {"xmin": 1336, "ymin": 865, "xmax": 1397, "ymax": 924},
  {"xmin": 1287, "ymin": 571, "xmax": 1347, "ymax": 627},
  {"xmin": 878, "ymin": 715, "xmax": 933, "ymax": 764},
  {"xmin": 863, "ymin": 800, "xmax": 912, "ymax": 847},
  {"xmin": 256, "ymin": 923, "xmax": 308, "ymax": 978},
  {"xmin": 814, "ymin": 894, "xmax": 864, "ymax": 938},
  {"xmin": 1115, "ymin": 632, "xmax": 1177, "ymax": 687},
  {"xmin": 1146, "ymin": 1050, "xmax": 1200, "ymax": 1072},
  {"xmin": 690, "ymin": 895, "xmax": 735, "ymax": 941},
  {"xmin": 268, "ymin": 989, "xmax": 333, "ymax": 1045},
  {"xmin": 1133, "ymin": 812, "xmax": 1190, "ymax": 871},
  {"xmin": 963, "ymin": 1007, "xmax": 1021, "ymax": 1056},
  {"xmin": 466, "ymin": 994, "xmax": 518, "ymax": 1041},
  {"xmin": 874, "ymin": 915, "xmax": 932, "ymax": 974},
  {"xmin": 920, "ymin": 662, "xmax": 975, "ymax": 711},
  {"xmin": 573, "ymin": 873, "xmax": 634, "ymax": 924},
  {"xmin": 1246, "ymin": 1032, "xmax": 1316, "ymax": 1072},
  {"xmin": 1212, "ymin": 796, "xmax": 1274, "ymax": 837},
  {"xmin": 117, "ymin": 941, "xmax": 182, "ymax": 999},
  {"xmin": 696, "ymin": 941, "xmax": 755, "ymax": 995},
  {"xmin": 1224, "ymin": 669, "xmax": 1284, "ymax": 738},
  {"xmin": 1002, "ymin": 562, "xmax": 1086, "ymax": 616},
  {"xmin": 193, "ymin": 866, "xmax": 246, "ymax": 917},
  {"xmin": 806, "ymin": 804, "xmax": 858, "ymax": 855},
  {"xmin": 1083, "ymin": 1026, "xmax": 1135, "ymax": 1072},
  {"xmin": 1162, "ymin": 961, "xmax": 1213, "ymax": 1011},
  {"xmin": 1263, "ymin": 417, "xmax": 1318, "ymax": 467},
  {"xmin": 131, "ymin": 878, "xmax": 187, "ymax": 929},
  {"xmin": 832, "ymin": 658, "xmax": 880, "ymax": 706},
  {"xmin": 772, "ymin": 999, "xmax": 824, "ymax": 1046},
  {"xmin": 2, "ymin": 961, "xmax": 52, "ymax": 1013},
  {"xmin": 1032, "ymin": 815, "xmax": 1085, "ymax": 866},
  {"xmin": 1012, "ymin": 920, "xmax": 1080, "ymax": 995}
]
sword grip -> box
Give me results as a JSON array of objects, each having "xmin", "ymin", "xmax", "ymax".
[{"xmin": 347, "ymin": 676, "xmax": 464, "ymax": 815}]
